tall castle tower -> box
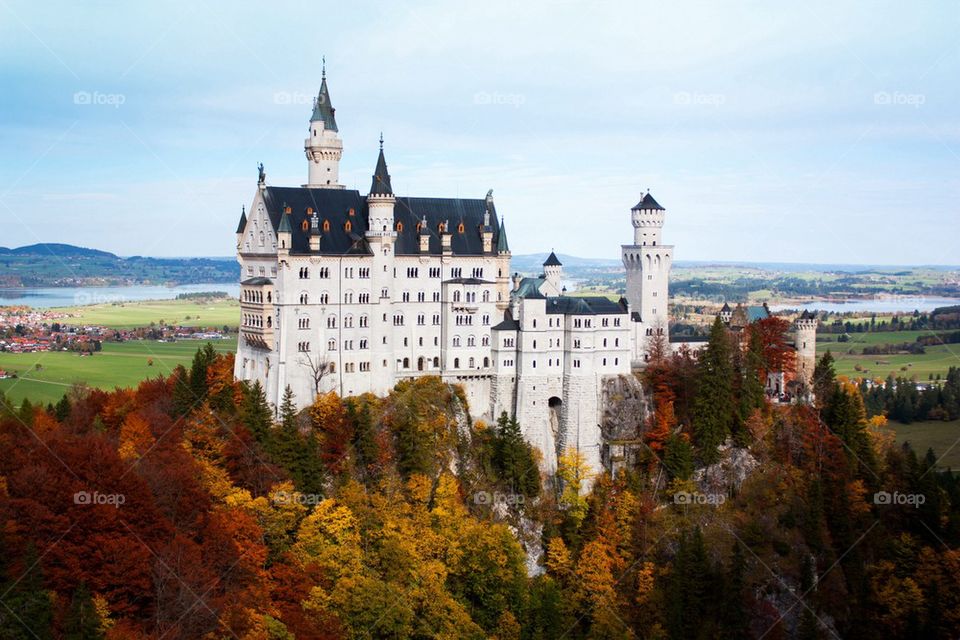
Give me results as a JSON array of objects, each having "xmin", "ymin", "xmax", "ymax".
[
  {"xmin": 622, "ymin": 192, "xmax": 673, "ymax": 364},
  {"xmin": 795, "ymin": 310, "xmax": 818, "ymax": 391},
  {"xmin": 304, "ymin": 63, "xmax": 344, "ymax": 189}
]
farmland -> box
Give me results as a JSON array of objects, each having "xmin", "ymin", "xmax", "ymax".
[
  {"xmin": 892, "ymin": 419, "xmax": 960, "ymax": 470},
  {"xmin": 57, "ymin": 297, "xmax": 240, "ymax": 329},
  {"xmin": 817, "ymin": 330, "xmax": 959, "ymax": 381},
  {"xmin": 0, "ymin": 339, "xmax": 237, "ymax": 406}
]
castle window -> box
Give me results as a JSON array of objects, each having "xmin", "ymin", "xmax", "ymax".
[
  {"xmin": 483, "ymin": 357, "xmax": 489, "ymax": 367},
  {"xmin": 458, "ymin": 223, "xmax": 465, "ymax": 234},
  {"xmin": 301, "ymin": 220, "xmax": 309, "ymax": 232},
  {"xmin": 396, "ymin": 222, "xmax": 403, "ymax": 232},
  {"xmin": 433, "ymin": 357, "xmax": 440, "ymax": 368},
  {"xmin": 454, "ymin": 358, "xmax": 460, "ymax": 368},
  {"xmin": 467, "ymin": 336, "xmax": 476, "ymax": 347},
  {"xmin": 328, "ymin": 339, "xmax": 336, "ymax": 351},
  {"xmin": 348, "ymin": 208, "xmax": 355, "ymax": 216},
  {"xmin": 469, "ymin": 357, "xmax": 475, "ymax": 368},
  {"xmin": 300, "ymin": 293, "xmax": 309, "ymax": 304},
  {"xmin": 453, "ymin": 336, "xmax": 461, "ymax": 347},
  {"xmin": 345, "ymin": 220, "xmax": 352, "ymax": 232},
  {"xmin": 322, "ymin": 220, "xmax": 330, "ymax": 232}
]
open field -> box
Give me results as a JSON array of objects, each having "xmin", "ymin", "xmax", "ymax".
[
  {"xmin": 57, "ymin": 298, "xmax": 240, "ymax": 329},
  {"xmin": 817, "ymin": 330, "xmax": 959, "ymax": 380},
  {"xmin": 0, "ymin": 340, "xmax": 236, "ymax": 406},
  {"xmin": 892, "ymin": 420, "xmax": 960, "ymax": 470}
]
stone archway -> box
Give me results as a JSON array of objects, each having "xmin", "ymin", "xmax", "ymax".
[{"xmin": 548, "ymin": 396, "xmax": 563, "ymax": 451}]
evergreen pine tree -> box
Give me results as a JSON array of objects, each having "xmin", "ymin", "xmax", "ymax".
[
  {"xmin": 663, "ymin": 433, "xmax": 693, "ymax": 481},
  {"xmin": 798, "ymin": 555, "xmax": 819, "ymax": 640},
  {"xmin": 692, "ymin": 316, "xmax": 735, "ymax": 463},
  {"xmin": 54, "ymin": 394, "xmax": 71, "ymax": 422},
  {"xmin": 0, "ymin": 542, "xmax": 53, "ymax": 640},
  {"xmin": 239, "ymin": 381, "xmax": 273, "ymax": 443},
  {"xmin": 170, "ymin": 364, "xmax": 195, "ymax": 420},
  {"xmin": 494, "ymin": 412, "xmax": 540, "ymax": 498},
  {"xmin": 63, "ymin": 583, "xmax": 104, "ymax": 640},
  {"xmin": 721, "ymin": 543, "xmax": 749, "ymax": 640},
  {"xmin": 738, "ymin": 329, "xmax": 766, "ymax": 436}
]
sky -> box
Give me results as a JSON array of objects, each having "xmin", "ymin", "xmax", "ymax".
[{"xmin": 0, "ymin": 0, "xmax": 958, "ymax": 265}]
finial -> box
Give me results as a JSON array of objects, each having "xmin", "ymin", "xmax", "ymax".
[
  {"xmin": 322, "ymin": 56, "xmax": 326, "ymax": 79},
  {"xmin": 379, "ymin": 132, "xmax": 384, "ymax": 150},
  {"xmin": 241, "ymin": 205, "xmax": 245, "ymax": 214}
]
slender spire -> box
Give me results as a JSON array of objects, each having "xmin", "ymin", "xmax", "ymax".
[
  {"xmin": 369, "ymin": 140, "xmax": 393, "ymax": 196},
  {"xmin": 322, "ymin": 55, "xmax": 326, "ymax": 79},
  {"xmin": 310, "ymin": 70, "xmax": 338, "ymax": 132}
]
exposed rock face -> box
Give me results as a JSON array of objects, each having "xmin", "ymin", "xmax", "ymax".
[
  {"xmin": 599, "ymin": 375, "xmax": 650, "ymax": 476},
  {"xmin": 693, "ymin": 441, "xmax": 760, "ymax": 495}
]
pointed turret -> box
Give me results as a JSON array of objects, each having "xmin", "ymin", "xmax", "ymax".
[
  {"xmin": 543, "ymin": 251, "xmax": 562, "ymax": 267},
  {"xmin": 235, "ymin": 205, "xmax": 247, "ymax": 234},
  {"xmin": 277, "ymin": 206, "xmax": 292, "ymax": 254},
  {"xmin": 496, "ymin": 218, "xmax": 510, "ymax": 254},
  {"xmin": 369, "ymin": 136, "xmax": 393, "ymax": 196},
  {"xmin": 304, "ymin": 61, "xmax": 344, "ymax": 189}
]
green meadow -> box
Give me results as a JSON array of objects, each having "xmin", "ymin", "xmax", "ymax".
[
  {"xmin": 892, "ymin": 420, "xmax": 960, "ymax": 470},
  {"xmin": 0, "ymin": 340, "xmax": 237, "ymax": 407},
  {"xmin": 58, "ymin": 298, "xmax": 241, "ymax": 329}
]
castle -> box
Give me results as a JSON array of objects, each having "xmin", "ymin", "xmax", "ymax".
[{"xmin": 234, "ymin": 71, "xmax": 816, "ymax": 476}]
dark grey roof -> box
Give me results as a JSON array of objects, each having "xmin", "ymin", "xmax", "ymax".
[
  {"xmin": 799, "ymin": 309, "xmax": 817, "ymax": 320},
  {"xmin": 310, "ymin": 77, "xmax": 338, "ymax": 132},
  {"xmin": 260, "ymin": 186, "xmax": 505, "ymax": 257},
  {"xmin": 236, "ymin": 207, "xmax": 247, "ymax": 234},
  {"xmin": 670, "ymin": 335, "xmax": 708, "ymax": 343},
  {"xmin": 631, "ymin": 192, "xmax": 664, "ymax": 211},
  {"xmin": 392, "ymin": 196, "xmax": 504, "ymax": 256},
  {"xmin": 491, "ymin": 313, "xmax": 519, "ymax": 331},
  {"xmin": 262, "ymin": 187, "xmax": 370, "ymax": 255},
  {"xmin": 543, "ymin": 251, "xmax": 562, "ymax": 267},
  {"xmin": 720, "ymin": 302, "xmax": 731, "ymax": 312},
  {"xmin": 241, "ymin": 277, "xmax": 273, "ymax": 285},
  {"xmin": 545, "ymin": 296, "xmax": 627, "ymax": 316},
  {"xmin": 369, "ymin": 148, "xmax": 393, "ymax": 195},
  {"xmin": 515, "ymin": 277, "xmax": 544, "ymax": 298},
  {"xmin": 496, "ymin": 218, "xmax": 510, "ymax": 253}
]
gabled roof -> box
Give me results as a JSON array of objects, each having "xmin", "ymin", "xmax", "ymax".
[
  {"xmin": 631, "ymin": 192, "xmax": 664, "ymax": 211},
  {"xmin": 236, "ymin": 206, "xmax": 247, "ymax": 234},
  {"xmin": 720, "ymin": 302, "xmax": 731, "ymax": 312},
  {"xmin": 543, "ymin": 251, "xmax": 562, "ymax": 267},
  {"xmin": 310, "ymin": 76, "xmax": 338, "ymax": 132},
  {"xmin": 369, "ymin": 147, "xmax": 393, "ymax": 195},
  {"xmin": 515, "ymin": 277, "xmax": 545, "ymax": 298},
  {"xmin": 746, "ymin": 304, "xmax": 771, "ymax": 322}
]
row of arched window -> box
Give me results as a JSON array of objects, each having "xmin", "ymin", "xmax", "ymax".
[
  {"xmin": 242, "ymin": 289, "xmax": 270, "ymax": 303},
  {"xmin": 242, "ymin": 314, "xmax": 271, "ymax": 328}
]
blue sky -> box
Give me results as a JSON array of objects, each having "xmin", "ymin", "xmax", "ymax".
[{"xmin": 0, "ymin": 0, "xmax": 958, "ymax": 264}]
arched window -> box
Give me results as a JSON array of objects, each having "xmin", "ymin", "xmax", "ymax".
[
  {"xmin": 322, "ymin": 219, "xmax": 330, "ymax": 232},
  {"xmin": 396, "ymin": 222, "xmax": 403, "ymax": 232},
  {"xmin": 433, "ymin": 357, "xmax": 440, "ymax": 368},
  {"xmin": 403, "ymin": 357, "xmax": 410, "ymax": 369},
  {"xmin": 457, "ymin": 222, "xmax": 465, "ymax": 233},
  {"xmin": 301, "ymin": 220, "xmax": 309, "ymax": 231},
  {"xmin": 345, "ymin": 220, "xmax": 352, "ymax": 232},
  {"xmin": 454, "ymin": 358, "xmax": 460, "ymax": 368},
  {"xmin": 453, "ymin": 291, "xmax": 461, "ymax": 302},
  {"xmin": 483, "ymin": 357, "xmax": 489, "ymax": 367}
]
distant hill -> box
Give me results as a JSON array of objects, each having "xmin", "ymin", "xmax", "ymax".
[
  {"xmin": 0, "ymin": 243, "xmax": 238, "ymax": 287},
  {"xmin": 7, "ymin": 243, "xmax": 117, "ymax": 258}
]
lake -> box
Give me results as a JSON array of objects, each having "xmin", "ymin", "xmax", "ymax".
[
  {"xmin": 769, "ymin": 296, "xmax": 960, "ymax": 314},
  {"xmin": 0, "ymin": 283, "xmax": 240, "ymax": 308}
]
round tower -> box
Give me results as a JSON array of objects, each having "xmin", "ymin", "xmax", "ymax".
[
  {"xmin": 631, "ymin": 191, "xmax": 666, "ymax": 246},
  {"xmin": 304, "ymin": 63, "xmax": 344, "ymax": 189},
  {"xmin": 795, "ymin": 311, "xmax": 818, "ymax": 389}
]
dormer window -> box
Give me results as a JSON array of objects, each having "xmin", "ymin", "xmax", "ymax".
[
  {"xmin": 457, "ymin": 222, "xmax": 465, "ymax": 234},
  {"xmin": 416, "ymin": 222, "xmax": 422, "ymax": 233},
  {"xmin": 322, "ymin": 220, "xmax": 330, "ymax": 232},
  {"xmin": 344, "ymin": 220, "xmax": 352, "ymax": 232},
  {"xmin": 301, "ymin": 220, "xmax": 309, "ymax": 231},
  {"xmin": 396, "ymin": 222, "xmax": 403, "ymax": 232}
]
